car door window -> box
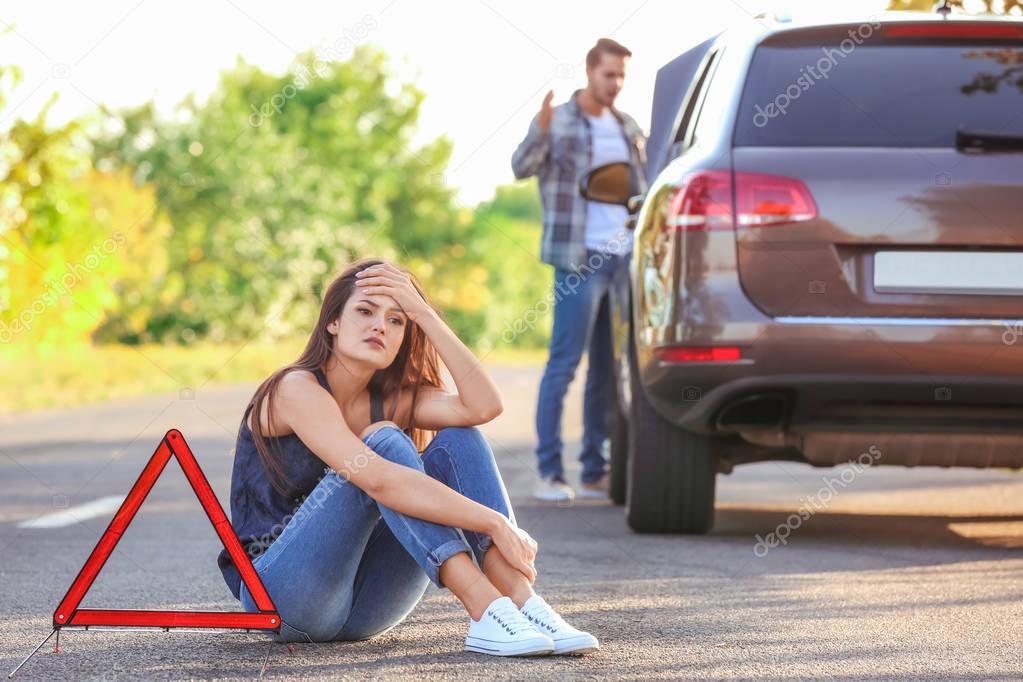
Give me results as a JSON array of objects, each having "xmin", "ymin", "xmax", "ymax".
[
  {"xmin": 668, "ymin": 49, "xmax": 721, "ymax": 161},
  {"xmin": 688, "ymin": 48, "xmax": 729, "ymax": 151}
]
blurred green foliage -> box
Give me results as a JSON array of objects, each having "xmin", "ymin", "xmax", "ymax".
[
  {"xmin": 2, "ymin": 43, "xmax": 555, "ymax": 367},
  {"xmin": 92, "ymin": 47, "xmax": 461, "ymax": 345},
  {"xmin": 0, "ymin": 58, "xmax": 169, "ymax": 349},
  {"xmin": 887, "ymin": 0, "xmax": 1021, "ymax": 12}
]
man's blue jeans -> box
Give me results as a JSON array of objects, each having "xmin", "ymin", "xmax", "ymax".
[
  {"xmin": 238, "ymin": 425, "xmax": 515, "ymax": 643},
  {"xmin": 535, "ymin": 248, "xmax": 626, "ymax": 484}
]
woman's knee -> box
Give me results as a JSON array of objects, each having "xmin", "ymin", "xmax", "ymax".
[
  {"xmin": 432, "ymin": 427, "xmax": 500, "ymax": 472},
  {"xmin": 361, "ymin": 421, "xmax": 423, "ymax": 469},
  {"xmin": 359, "ymin": 420, "xmax": 402, "ymax": 441},
  {"xmin": 425, "ymin": 428, "xmax": 506, "ymax": 498},
  {"xmin": 433, "ymin": 425, "xmax": 491, "ymax": 454}
]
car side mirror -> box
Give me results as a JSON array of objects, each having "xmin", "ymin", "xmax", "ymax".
[{"xmin": 578, "ymin": 162, "xmax": 633, "ymax": 206}]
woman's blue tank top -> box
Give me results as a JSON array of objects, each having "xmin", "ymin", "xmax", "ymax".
[{"xmin": 217, "ymin": 367, "xmax": 384, "ymax": 599}]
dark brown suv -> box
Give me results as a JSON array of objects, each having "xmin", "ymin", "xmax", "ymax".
[{"xmin": 584, "ymin": 12, "xmax": 1023, "ymax": 534}]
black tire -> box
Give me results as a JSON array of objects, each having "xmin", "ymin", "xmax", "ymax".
[
  {"xmin": 625, "ymin": 336, "xmax": 717, "ymax": 534},
  {"xmin": 607, "ymin": 369, "xmax": 628, "ymax": 506}
]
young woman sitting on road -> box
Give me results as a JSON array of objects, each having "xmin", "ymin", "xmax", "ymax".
[{"xmin": 216, "ymin": 258, "xmax": 598, "ymax": 656}]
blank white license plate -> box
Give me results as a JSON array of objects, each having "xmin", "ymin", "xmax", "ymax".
[{"xmin": 874, "ymin": 251, "xmax": 1023, "ymax": 296}]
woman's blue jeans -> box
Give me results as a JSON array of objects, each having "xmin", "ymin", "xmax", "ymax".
[{"xmin": 238, "ymin": 425, "xmax": 515, "ymax": 643}]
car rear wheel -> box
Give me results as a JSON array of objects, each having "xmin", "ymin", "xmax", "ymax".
[{"xmin": 625, "ymin": 336, "xmax": 717, "ymax": 534}]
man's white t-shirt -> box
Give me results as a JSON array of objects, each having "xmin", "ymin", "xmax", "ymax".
[{"xmin": 584, "ymin": 108, "xmax": 631, "ymax": 255}]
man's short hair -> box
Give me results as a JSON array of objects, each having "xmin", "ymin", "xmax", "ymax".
[{"xmin": 586, "ymin": 38, "xmax": 632, "ymax": 69}]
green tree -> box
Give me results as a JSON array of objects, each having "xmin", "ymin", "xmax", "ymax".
[
  {"xmin": 462, "ymin": 182, "xmax": 550, "ymax": 351},
  {"xmin": 0, "ymin": 57, "xmax": 168, "ymax": 350},
  {"xmin": 94, "ymin": 46, "xmax": 461, "ymax": 344}
]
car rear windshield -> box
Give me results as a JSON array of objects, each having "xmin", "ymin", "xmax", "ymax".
[{"xmin": 734, "ymin": 29, "xmax": 1023, "ymax": 147}]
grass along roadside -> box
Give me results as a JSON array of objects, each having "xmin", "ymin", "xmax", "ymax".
[{"xmin": 1, "ymin": 340, "xmax": 547, "ymax": 414}]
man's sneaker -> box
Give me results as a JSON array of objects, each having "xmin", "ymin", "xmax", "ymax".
[
  {"xmin": 519, "ymin": 594, "xmax": 599, "ymax": 655},
  {"xmin": 465, "ymin": 596, "xmax": 555, "ymax": 657},
  {"xmin": 576, "ymin": 473, "xmax": 610, "ymax": 500},
  {"xmin": 533, "ymin": 475, "xmax": 575, "ymax": 502}
]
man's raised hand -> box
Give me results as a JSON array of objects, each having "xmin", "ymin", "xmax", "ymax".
[{"xmin": 538, "ymin": 89, "xmax": 554, "ymax": 133}]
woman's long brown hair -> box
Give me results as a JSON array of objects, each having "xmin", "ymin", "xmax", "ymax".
[{"xmin": 246, "ymin": 258, "xmax": 445, "ymax": 495}]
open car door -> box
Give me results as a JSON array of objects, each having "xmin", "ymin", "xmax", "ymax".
[{"xmin": 645, "ymin": 34, "xmax": 720, "ymax": 184}]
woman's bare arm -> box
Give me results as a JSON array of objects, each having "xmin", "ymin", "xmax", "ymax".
[
  {"xmin": 404, "ymin": 307, "xmax": 504, "ymax": 428},
  {"xmin": 354, "ymin": 263, "xmax": 504, "ymax": 425},
  {"xmin": 271, "ymin": 370, "xmax": 536, "ymax": 580},
  {"xmin": 274, "ymin": 371, "xmax": 502, "ymax": 534}
]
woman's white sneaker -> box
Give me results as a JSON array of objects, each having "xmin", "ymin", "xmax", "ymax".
[
  {"xmin": 465, "ymin": 596, "xmax": 555, "ymax": 656},
  {"xmin": 519, "ymin": 595, "xmax": 599, "ymax": 654}
]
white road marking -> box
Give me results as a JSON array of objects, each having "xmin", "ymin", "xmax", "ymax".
[{"xmin": 17, "ymin": 495, "xmax": 125, "ymax": 529}]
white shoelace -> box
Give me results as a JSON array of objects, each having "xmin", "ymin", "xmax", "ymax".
[
  {"xmin": 487, "ymin": 601, "xmax": 535, "ymax": 636},
  {"xmin": 522, "ymin": 598, "xmax": 569, "ymax": 635}
]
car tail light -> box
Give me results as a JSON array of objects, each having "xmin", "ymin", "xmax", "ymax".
[
  {"xmin": 664, "ymin": 170, "xmax": 734, "ymax": 231},
  {"xmin": 663, "ymin": 170, "xmax": 817, "ymax": 231},
  {"xmin": 734, "ymin": 172, "xmax": 817, "ymax": 228},
  {"xmin": 654, "ymin": 346, "xmax": 742, "ymax": 362},
  {"xmin": 882, "ymin": 23, "xmax": 1023, "ymax": 39}
]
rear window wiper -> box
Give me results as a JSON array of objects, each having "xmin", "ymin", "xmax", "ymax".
[{"xmin": 956, "ymin": 128, "xmax": 1023, "ymax": 153}]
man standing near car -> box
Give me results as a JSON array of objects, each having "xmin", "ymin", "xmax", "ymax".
[{"xmin": 511, "ymin": 38, "xmax": 646, "ymax": 502}]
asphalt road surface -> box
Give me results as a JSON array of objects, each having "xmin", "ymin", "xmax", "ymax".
[{"xmin": 2, "ymin": 363, "xmax": 1021, "ymax": 680}]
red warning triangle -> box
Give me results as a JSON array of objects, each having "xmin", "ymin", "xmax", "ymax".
[{"xmin": 51, "ymin": 428, "xmax": 280, "ymax": 631}]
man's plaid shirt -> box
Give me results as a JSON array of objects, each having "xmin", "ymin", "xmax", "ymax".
[{"xmin": 511, "ymin": 89, "xmax": 647, "ymax": 271}]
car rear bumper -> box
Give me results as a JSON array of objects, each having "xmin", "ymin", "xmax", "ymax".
[{"xmin": 640, "ymin": 315, "xmax": 1023, "ymax": 440}]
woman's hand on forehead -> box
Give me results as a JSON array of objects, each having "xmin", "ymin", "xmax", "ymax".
[{"xmin": 354, "ymin": 264, "xmax": 430, "ymax": 322}]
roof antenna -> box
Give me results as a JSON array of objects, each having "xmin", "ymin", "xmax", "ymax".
[{"xmin": 934, "ymin": 0, "xmax": 954, "ymax": 16}]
